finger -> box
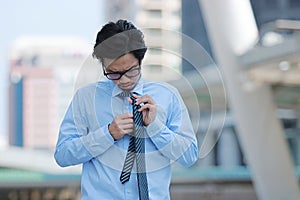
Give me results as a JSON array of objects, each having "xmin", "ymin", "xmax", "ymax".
[
  {"xmin": 136, "ymin": 94, "xmax": 155, "ymax": 105},
  {"xmin": 131, "ymin": 93, "xmax": 142, "ymax": 103},
  {"xmin": 122, "ymin": 125, "xmax": 133, "ymax": 130},
  {"xmin": 123, "ymin": 128, "xmax": 134, "ymax": 134},
  {"xmin": 127, "ymin": 97, "xmax": 133, "ymax": 104},
  {"xmin": 119, "ymin": 119, "xmax": 134, "ymax": 126},
  {"xmin": 121, "ymin": 122, "xmax": 134, "ymax": 129},
  {"xmin": 131, "ymin": 93, "xmax": 139, "ymax": 99},
  {"xmin": 118, "ymin": 113, "xmax": 133, "ymax": 119},
  {"xmin": 131, "ymin": 93, "xmax": 147, "ymax": 104},
  {"xmin": 122, "ymin": 130, "xmax": 133, "ymax": 135},
  {"xmin": 138, "ymin": 104, "xmax": 154, "ymax": 112},
  {"xmin": 130, "ymin": 94, "xmax": 141, "ymax": 105}
]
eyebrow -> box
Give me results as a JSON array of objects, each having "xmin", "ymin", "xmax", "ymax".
[{"xmin": 106, "ymin": 64, "xmax": 139, "ymax": 73}]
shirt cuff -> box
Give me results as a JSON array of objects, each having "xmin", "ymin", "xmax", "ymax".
[{"xmin": 80, "ymin": 125, "xmax": 114, "ymax": 158}]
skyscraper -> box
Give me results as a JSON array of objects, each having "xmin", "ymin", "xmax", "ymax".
[
  {"xmin": 8, "ymin": 36, "xmax": 91, "ymax": 149},
  {"xmin": 102, "ymin": 0, "xmax": 182, "ymax": 81},
  {"xmin": 181, "ymin": 0, "xmax": 213, "ymax": 74},
  {"xmin": 135, "ymin": 0, "xmax": 182, "ymax": 81}
]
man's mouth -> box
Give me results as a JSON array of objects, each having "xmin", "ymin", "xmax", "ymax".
[{"xmin": 120, "ymin": 83, "xmax": 133, "ymax": 88}]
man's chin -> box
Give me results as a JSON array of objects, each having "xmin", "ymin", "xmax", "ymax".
[{"xmin": 119, "ymin": 84, "xmax": 134, "ymax": 91}]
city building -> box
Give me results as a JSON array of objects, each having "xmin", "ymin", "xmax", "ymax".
[
  {"xmin": 181, "ymin": 0, "xmax": 300, "ymax": 168},
  {"xmin": 8, "ymin": 36, "xmax": 91, "ymax": 149},
  {"xmin": 135, "ymin": 0, "xmax": 182, "ymax": 81},
  {"xmin": 102, "ymin": 0, "xmax": 182, "ymax": 82},
  {"xmin": 181, "ymin": 0, "xmax": 214, "ymax": 74},
  {"xmin": 2, "ymin": 0, "xmax": 300, "ymax": 199},
  {"xmin": 104, "ymin": 0, "xmax": 135, "ymax": 22}
]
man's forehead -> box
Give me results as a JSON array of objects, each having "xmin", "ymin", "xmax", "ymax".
[
  {"xmin": 102, "ymin": 58, "xmax": 115, "ymax": 67},
  {"xmin": 103, "ymin": 54, "xmax": 139, "ymax": 70}
]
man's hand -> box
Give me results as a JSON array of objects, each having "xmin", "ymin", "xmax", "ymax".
[
  {"xmin": 108, "ymin": 113, "xmax": 133, "ymax": 140},
  {"xmin": 132, "ymin": 94, "xmax": 157, "ymax": 126}
]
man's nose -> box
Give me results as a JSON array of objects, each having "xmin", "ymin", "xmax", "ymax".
[{"xmin": 119, "ymin": 74, "xmax": 131, "ymax": 83}]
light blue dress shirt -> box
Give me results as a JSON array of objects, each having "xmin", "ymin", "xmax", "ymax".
[{"xmin": 54, "ymin": 78, "xmax": 198, "ymax": 200}]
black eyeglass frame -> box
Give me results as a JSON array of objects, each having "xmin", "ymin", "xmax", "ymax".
[{"xmin": 103, "ymin": 65, "xmax": 141, "ymax": 80}]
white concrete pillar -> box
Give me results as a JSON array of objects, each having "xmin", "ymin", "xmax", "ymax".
[{"xmin": 199, "ymin": 0, "xmax": 300, "ymax": 199}]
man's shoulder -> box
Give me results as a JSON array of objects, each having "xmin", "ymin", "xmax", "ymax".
[
  {"xmin": 76, "ymin": 80, "xmax": 112, "ymax": 94},
  {"xmin": 143, "ymin": 79, "xmax": 179, "ymax": 95}
]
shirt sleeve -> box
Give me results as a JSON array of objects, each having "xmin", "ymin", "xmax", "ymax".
[
  {"xmin": 145, "ymin": 89, "xmax": 199, "ymax": 167},
  {"xmin": 54, "ymin": 90, "xmax": 114, "ymax": 167}
]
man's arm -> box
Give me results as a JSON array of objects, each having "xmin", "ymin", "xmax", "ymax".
[
  {"xmin": 54, "ymin": 91, "xmax": 115, "ymax": 167},
  {"xmin": 146, "ymin": 105, "xmax": 199, "ymax": 167},
  {"xmin": 138, "ymin": 90, "xmax": 199, "ymax": 167}
]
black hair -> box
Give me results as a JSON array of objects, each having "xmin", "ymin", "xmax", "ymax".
[{"xmin": 92, "ymin": 19, "xmax": 147, "ymax": 65}]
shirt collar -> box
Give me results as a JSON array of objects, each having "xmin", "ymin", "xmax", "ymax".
[{"xmin": 112, "ymin": 78, "xmax": 145, "ymax": 97}]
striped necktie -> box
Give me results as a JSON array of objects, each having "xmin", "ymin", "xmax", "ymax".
[{"xmin": 120, "ymin": 93, "xmax": 149, "ymax": 200}]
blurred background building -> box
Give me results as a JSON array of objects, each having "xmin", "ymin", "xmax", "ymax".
[
  {"xmin": 8, "ymin": 37, "xmax": 90, "ymax": 149},
  {"xmin": 1, "ymin": 0, "xmax": 300, "ymax": 199},
  {"xmin": 136, "ymin": 0, "xmax": 182, "ymax": 81}
]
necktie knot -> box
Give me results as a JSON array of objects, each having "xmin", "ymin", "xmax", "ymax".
[{"xmin": 119, "ymin": 91, "xmax": 131, "ymax": 97}]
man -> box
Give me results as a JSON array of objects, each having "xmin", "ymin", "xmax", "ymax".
[{"xmin": 54, "ymin": 19, "xmax": 198, "ymax": 200}]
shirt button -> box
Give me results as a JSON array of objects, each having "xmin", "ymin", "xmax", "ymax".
[{"xmin": 127, "ymin": 189, "xmax": 131, "ymax": 193}]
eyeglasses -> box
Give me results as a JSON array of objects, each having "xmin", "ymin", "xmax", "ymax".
[{"xmin": 103, "ymin": 65, "xmax": 141, "ymax": 80}]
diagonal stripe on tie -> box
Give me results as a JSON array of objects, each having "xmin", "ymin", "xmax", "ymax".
[{"xmin": 120, "ymin": 135, "xmax": 136, "ymax": 184}]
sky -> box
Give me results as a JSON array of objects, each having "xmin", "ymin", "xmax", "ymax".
[{"xmin": 0, "ymin": 0, "xmax": 103, "ymax": 143}]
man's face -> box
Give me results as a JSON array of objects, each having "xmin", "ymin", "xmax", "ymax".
[{"xmin": 103, "ymin": 53, "xmax": 141, "ymax": 91}]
